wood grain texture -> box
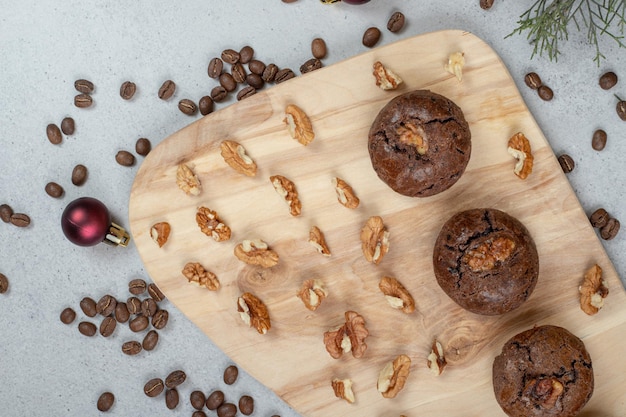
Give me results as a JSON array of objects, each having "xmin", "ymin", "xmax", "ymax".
[{"xmin": 129, "ymin": 30, "xmax": 626, "ymax": 416}]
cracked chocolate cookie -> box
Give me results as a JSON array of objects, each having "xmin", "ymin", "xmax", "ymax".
[
  {"xmin": 492, "ymin": 325, "xmax": 594, "ymax": 417},
  {"xmin": 367, "ymin": 89, "xmax": 471, "ymax": 197},
  {"xmin": 432, "ymin": 208, "xmax": 539, "ymax": 315}
]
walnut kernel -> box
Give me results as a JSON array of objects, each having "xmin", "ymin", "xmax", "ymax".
[
  {"xmin": 176, "ymin": 163, "xmax": 201, "ymax": 195},
  {"xmin": 426, "ymin": 339, "xmax": 447, "ymax": 376},
  {"xmin": 196, "ymin": 207, "xmax": 231, "ymax": 242},
  {"xmin": 579, "ymin": 264, "xmax": 608, "ymax": 315},
  {"xmin": 220, "ymin": 140, "xmax": 257, "ymax": 177},
  {"xmin": 297, "ymin": 279, "xmax": 327, "ymax": 311},
  {"xmin": 284, "ymin": 104, "xmax": 315, "ymax": 146},
  {"xmin": 523, "ymin": 378, "xmax": 564, "ymax": 409},
  {"xmin": 308, "ymin": 226, "xmax": 331, "ymax": 256},
  {"xmin": 234, "ymin": 239, "xmax": 279, "ymax": 268},
  {"xmin": 507, "ymin": 132, "xmax": 534, "ymax": 179},
  {"xmin": 444, "ymin": 51, "xmax": 465, "ymax": 81},
  {"xmin": 323, "ymin": 311, "xmax": 369, "ymax": 359},
  {"xmin": 373, "ymin": 61, "xmax": 403, "ymax": 90},
  {"xmin": 377, "ymin": 354, "xmax": 411, "ymax": 398},
  {"xmin": 397, "ymin": 122, "xmax": 428, "ymax": 155},
  {"xmin": 270, "ymin": 175, "xmax": 301, "ymax": 216},
  {"xmin": 237, "ymin": 292, "xmax": 271, "ymax": 334},
  {"xmin": 462, "ymin": 237, "xmax": 516, "ymax": 272},
  {"xmin": 378, "ymin": 276, "xmax": 415, "ymax": 313},
  {"xmin": 332, "ymin": 177, "xmax": 359, "ymax": 209},
  {"xmin": 182, "ymin": 262, "xmax": 220, "ymax": 291},
  {"xmin": 332, "ymin": 378, "xmax": 355, "ymax": 404},
  {"xmin": 360, "ymin": 216, "xmax": 390, "ymax": 264},
  {"xmin": 150, "ymin": 222, "xmax": 171, "ymax": 248}
]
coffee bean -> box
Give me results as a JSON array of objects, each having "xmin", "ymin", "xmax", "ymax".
[
  {"xmin": 0, "ymin": 204, "xmax": 13, "ymax": 223},
  {"xmin": 217, "ymin": 402, "xmax": 237, "ymax": 417},
  {"xmin": 120, "ymin": 81, "xmax": 137, "ymax": 100},
  {"xmin": 239, "ymin": 46, "xmax": 254, "ymax": 64},
  {"xmin": 208, "ymin": 58, "xmax": 224, "ymax": 79},
  {"xmin": 142, "ymin": 330, "xmax": 159, "ymax": 351},
  {"xmin": 599, "ymin": 71, "xmax": 618, "ymax": 90},
  {"xmin": 71, "ymin": 164, "xmax": 88, "ymax": 186},
  {"xmin": 592, "ymin": 129, "xmax": 607, "ymax": 151},
  {"xmin": 232, "ymin": 63, "xmax": 247, "ymax": 83},
  {"xmin": 96, "ymin": 294, "xmax": 117, "ymax": 317},
  {"xmin": 248, "ymin": 59, "xmax": 266, "ymax": 75},
  {"xmin": 223, "ymin": 365, "xmax": 238, "ymax": 385},
  {"xmin": 128, "ymin": 279, "xmax": 147, "ymax": 295},
  {"xmin": 165, "ymin": 388, "xmax": 179, "ymax": 410},
  {"xmin": 78, "ymin": 321, "xmax": 97, "ymax": 337},
  {"xmin": 311, "ymin": 38, "xmax": 327, "ymax": 59},
  {"xmin": 97, "ymin": 392, "xmax": 115, "ymax": 412},
  {"xmin": 80, "ymin": 297, "xmax": 98, "ymax": 317},
  {"xmin": 60, "ymin": 117, "xmax": 75, "ymax": 135},
  {"xmin": 190, "ymin": 390, "xmax": 206, "ymax": 410},
  {"xmin": 192, "ymin": 411, "xmax": 208, "ymax": 417},
  {"xmin": 237, "ymin": 86, "xmax": 256, "ymax": 101},
  {"xmin": 590, "ymin": 208, "xmax": 610, "ymax": 228},
  {"xmin": 75, "ymin": 79, "xmax": 94, "ymax": 94},
  {"xmin": 151, "ymin": 309, "xmax": 169, "ymax": 330},
  {"xmin": 147, "ymin": 283, "xmax": 166, "ymax": 302},
  {"xmin": 99, "ymin": 316, "xmax": 117, "ymax": 337},
  {"xmin": 221, "ymin": 49, "xmax": 240, "ymax": 65},
  {"xmin": 46, "ymin": 123, "xmax": 62, "ymax": 145},
  {"xmin": 10, "ymin": 213, "xmax": 30, "ymax": 228},
  {"xmin": 219, "ymin": 73, "xmax": 237, "ymax": 92},
  {"xmin": 0, "ymin": 273, "xmax": 8, "ymax": 294},
  {"xmin": 558, "ymin": 154, "xmax": 575, "ymax": 173},
  {"xmin": 262, "ymin": 63, "xmax": 278, "ymax": 82},
  {"xmin": 129, "ymin": 315, "xmax": 149, "ymax": 332},
  {"xmin": 600, "ymin": 217, "xmax": 620, "ymax": 240},
  {"xmin": 206, "ymin": 390, "xmax": 225, "ymax": 410},
  {"xmin": 239, "ymin": 395, "xmax": 254, "ymax": 415},
  {"xmin": 135, "ymin": 138, "xmax": 151, "ymax": 156},
  {"xmin": 121, "ymin": 340, "xmax": 142, "ymax": 355},
  {"xmin": 300, "ymin": 58, "xmax": 322, "ymax": 74},
  {"xmin": 246, "ymin": 73, "xmax": 264, "ymax": 90},
  {"xmin": 199, "ymin": 96, "xmax": 214, "ymax": 116},
  {"xmin": 524, "ymin": 72, "xmax": 542, "ymax": 90},
  {"xmin": 537, "ymin": 85, "xmax": 554, "ymax": 101},
  {"xmin": 211, "ymin": 86, "xmax": 228, "ymax": 102},
  {"xmin": 178, "ymin": 99, "xmax": 198, "ymax": 116},
  {"xmin": 480, "ymin": 0, "xmax": 495, "ymax": 9},
  {"xmin": 387, "ymin": 11, "xmax": 405, "ymax": 33},
  {"xmin": 158, "ymin": 80, "xmax": 176, "ymax": 100},
  {"xmin": 617, "ymin": 100, "xmax": 626, "ymax": 121},
  {"xmin": 144, "ymin": 378, "xmax": 165, "ymax": 397},
  {"xmin": 115, "ymin": 150, "xmax": 136, "ymax": 167},
  {"xmin": 362, "ymin": 27, "xmax": 381, "ymax": 48},
  {"xmin": 127, "ymin": 297, "xmax": 141, "ymax": 314},
  {"xmin": 74, "ymin": 93, "xmax": 93, "ymax": 108},
  {"xmin": 275, "ymin": 68, "xmax": 295, "ymax": 84},
  {"xmin": 141, "ymin": 297, "xmax": 158, "ymax": 317},
  {"xmin": 165, "ymin": 370, "xmax": 187, "ymax": 389},
  {"xmin": 59, "ymin": 307, "xmax": 76, "ymax": 324},
  {"xmin": 45, "ymin": 182, "xmax": 64, "ymax": 198},
  {"xmin": 114, "ymin": 302, "xmax": 130, "ymax": 323}
]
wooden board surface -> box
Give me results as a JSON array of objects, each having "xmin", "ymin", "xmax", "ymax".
[{"xmin": 129, "ymin": 30, "xmax": 626, "ymax": 416}]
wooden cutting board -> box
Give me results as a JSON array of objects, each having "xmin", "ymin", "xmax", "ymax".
[{"xmin": 129, "ymin": 30, "xmax": 626, "ymax": 416}]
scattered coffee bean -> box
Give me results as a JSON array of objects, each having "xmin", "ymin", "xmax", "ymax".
[
  {"xmin": 192, "ymin": 411, "xmax": 208, "ymax": 417},
  {"xmin": 232, "ymin": 63, "xmax": 247, "ymax": 83},
  {"xmin": 158, "ymin": 80, "xmax": 176, "ymax": 100},
  {"xmin": 74, "ymin": 93, "xmax": 93, "ymax": 108},
  {"xmin": 96, "ymin": 294, "xmax": 117, "ymax": 317},
  {"xmin": 141, "ymin": 297, "xmax": 158, "ymax": 317},
  {"xmin": 311, "ymin": 38, "xmax": 327, "ymax": 59},
  {"xmin": 135, "ymin": 138, "xmax": 151, "ymax": 156},
  {"xmin": 128, "ymin": 278, "xmax": 147, "ymax": 295},
  {"xmin": 45, "ymin": 182, "xmax": 64, "ymax": 198},
  {"xmin": 219, "ymin": 73, "xmax": 237, "ymax": 92},
  {"xmin": 480, "ymin": 0, "xmax": 495, "ymax": 9},
  {"xmin": 165, "ymin": 388, "xmax": 179, "ymax": 410},
  {"xmin": 10, "ymin": 213, "xmax": 30, "ymax": 228},
  {"xmin": 239, "ymin": 395, "xmax": 254, "ymax": 415},
  {"xmin": 114, "ymin": 301, "xmax": 130, "ymax": 323},
  {"xmin": 558, "ymin": 154, "xmax": 575, "ymax": 173},
  {"xmin": 178, "ymin": 99, "xmax": 198, "ymax": 116},
  {"xmin": 142, "ymin": 330, "xmax": 159, "ymax": 351},
  {"xmin": 221, "ymin": 49, "xmax": 240, "ymax": 65},
  {"xmin": 71, "ymin": 164, "xmax": 88, "ymax": 186},
  {"xmin": 237, "ymin": 86, "xmax": 256, "ymax": 101},
  {"xmin": 617, "ymin": 99, "xmax": 626, "ymax": 121},
  {"xmin": 127, "ymin": 296, "xmax": 141, "ymax": 314},
  {"xmin": 387, "ymin": 11, "xmax": 405, "ymax": 33},
  {"xmin": 59, "ymin": 307, "xmax": 76, "ymax": 324},
  {"xmin": 206, "ymin": 390, "xmax": 225, "ymax": 410},
  {"xmin": 147, "ymin": 283, "xmax": 166, "ymax": 302},
  {"xmin": 599, "ymin": 71, "xmax": 618, "ymax": 90},
  {"xmin": 262, "ymin": 63, "xmax": 279, "ymax": 82},
  {"xmin": 246, "ymin": 73, "xmax": 264, "ymax": 90},
  {"xmin": 592, "ymin": 129, "xmax": 607, "ymax": 151},
  {"xmin": 300, "ymin": 58, "xmax": 322, "ymax": 74},
  {"xmin": 524, "ymin": 72, "xmax": 542, "ymax": 90},
  {"xmin": 129, "ymin": 315, "xmax": 149, "ymax": 332},
  {"xmin": 211, "ymin": 86, "xmax": 228, "ymax": 102},
  {"xmin": 275, "ymin": 68, "xmax": 295, "ymax": 83},
  {"xmin": 217, "ymin": 402, "xmax": 237, "ymax": 417},
  {"xmin": 199, "ymin": 96, "xmax": 214, "ymax": 116},
  {"xmin": 46, "ymin": 123, "xmax": 62, "ymax": 145},
  {"xmin": 99, "ymin": 316, "xmax": 117, "ymax": 337},
  {"xmin": 115, "ymin": 150, "xmax": 135, "ymax": 167},
  {"xmin": 151, "ymin": 309, "xmax": 169, "ymax": 329},
  {"xmin": 122, "ymin": 340, "xmax": 142, "ymax": 355},
  {"xmin": 60, "ymin": 117, "xmax": 75, "ymax": 135},
  {"xmin": 537, "ymin": 85, "xmax": 554, "ymax": 101},
  {"xmin": 239, "ymin": 46, "xmax": 254, "ymax": 64},
  {"xmin": 223, "ymin": 365, "xmax": 239, "ymax": 385},
  {"xmin": 248, "ymin": 59, "xmax": 266, "ymax": 75},
  {"xmin": 0, "ymin": 204, "xmax": 13, "ymax": 223},
  {"xmin": 120, "ymin": 81, "xmax": 137, "ymax": 100},
  {"xmin": 362, "ymin": 27, "xmax": 381, "ymax": 48},
  {"xmin": 590, "ymin": 208, "xmax": 610, "ymax": 228},
  {"xmin": 190, "ymin": 390, "xmax": 206, "ymax": 410},
  {"xmin": 0, "ymin": 273, "xmax": 9, "ymax": 294},
  {"xmin": 208, "ymin": 58, "xmax": 224, "ymax": 79},
  {"xmin": 144, "ymin": 378, "xmax": 165, "ymax": 397},
  {"xmin": 165, "ymin": 370, "xmax": 187, "ymax": 389},
  {"xmin": 78, "ymin": 321, "xmax": 97, "ymax": 337},
  {"xmin": 75, "ymin": 79, "xmax": 94, "ymax": 94},
  {"xmin": 600, "ymin": 217, "xmax": 620, "ymax": 240},
  {"xmin": 80, "ymin": 297, "xmax": 98, "ymax": 317},
  {"xmin": 97, "ymin": 392, "xmax": 115, "ymax": 412}
]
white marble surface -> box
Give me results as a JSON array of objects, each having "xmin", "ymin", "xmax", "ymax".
[{"xmin": 0, "ymin": 1, "xmax": 624, "ymax": 416}]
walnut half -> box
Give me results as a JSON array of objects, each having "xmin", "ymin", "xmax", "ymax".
[
  {"xmin": 377, "ymin": 354, "xmax": 411, "ymax": 398},
  {"xmin": 309, "ymin": 226, "xmax": 331, "ymax": 257},
  {"xmin": 444, "ymin": 51, "xmax": 465, "ymax": 81},
  {"xmin": 579, "ymin": 264, "xmax": 608, "ymax": 315},
  {"xmin": 332, "ymin": 378, "xmax": 355, "ymax": 404},
  {"xmin": 332, "ymin": 177, "xmax": 360, "ymax": 209},
  {"xmin": 378, "ymin": 276, "xmax": 415, "ymax": 313},
  {"xmin": 297, "ymin": 279, "xmax": 327, "ymax": 311},
  {"xmin": 196, "ymin": 207, "xmax": 231, "ymax": 242},
  {"xmin": 426, "ymin": 339, "xmax": 447, "ymax": 376},
  {"xmin": 507, "ymin": 132, "xmax": 534, "ymax": 180},
  {"xmin": 270, "ymin": 175, "xmax": 302, "ymax": 217},
  {"xmin": 176, "ymin": 163, "xmax": 202, "ymax": 195},
  {"xmin": 373, "ymin": 61, "xmax": 403, "ymax": 90},
  {"xmin": 237, "ymin": 292, "xmax": 271, "ymax": 334},
  {"xmin": 220, "ymin": 140, "xmax": 257, "ymax": 177},
  {"xmin": 323, "ymin": 311, "xmax": 369, "ymax": 359},
  {"xmin": 150, "ymin": 222, "xmax": 171, "ymax": 248},
  {"xmin": 284, "ymin": 104, "xmax": 315, "ymax": 146},
  {"xmin": 182, "ymin": 262, "xmax": 220, "ymax": 291},
  {"xmin": 234, "ymin": 239, "xmax": 279, "ymax": 268},
  {"xmin": 360, "ymin": 216, "xmax": 390, "ymax": 264}
]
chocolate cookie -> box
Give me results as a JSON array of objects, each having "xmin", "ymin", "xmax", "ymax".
[
  {"xmin": 368, "ymin": 90, "xmax": 471, "ymax": 197},
  {"xmin": 432, "ymin": 208, "xmax": 539, "ymax": 315},
  {"xmin": 492, "ymin": 325, "xmax": 594, "ymax": 417}
]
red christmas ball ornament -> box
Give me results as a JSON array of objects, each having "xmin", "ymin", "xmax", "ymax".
[{"xmin": 61, "ymin": 197, "xmax": 130, "ymax": 247}]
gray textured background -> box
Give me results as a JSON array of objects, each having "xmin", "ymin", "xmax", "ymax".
[{"xmin": 0, "ymin": 1, "xmax": 624, "ymax": 416}]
